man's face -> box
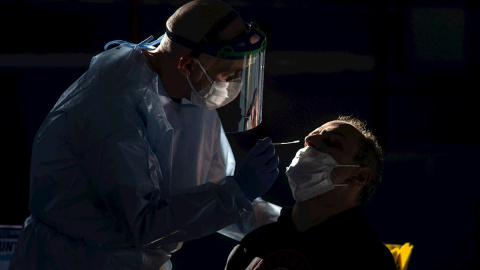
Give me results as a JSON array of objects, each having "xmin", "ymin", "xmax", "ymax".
[
  {"xmin": 206, "ymin": 58, "xmax": 246, "ymax": 82},
  {"xmin": 304, "ymin": 120, "xmax": 362, "ymax": 165},
  {"xmin": 194, "ymin": 15, "xmax": 248, "ymax": 85},
  {"xmin": 191, "ymin": 56, "xmax": 245, "ymax": 92}
]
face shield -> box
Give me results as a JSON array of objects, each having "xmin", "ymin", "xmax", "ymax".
[
  {"xmin": 165, "ymin": 10, "xmax": 267, "ymax": 133},
  {"xmin": 210, "ymin": 36, "xmax": 265, "ymax": 133}
]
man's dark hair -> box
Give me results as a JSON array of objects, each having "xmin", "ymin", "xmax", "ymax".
[{"xmin": 337, "ymin": 115, "xmax": 384, "ymax": 206}]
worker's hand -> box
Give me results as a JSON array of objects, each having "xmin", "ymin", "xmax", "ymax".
[{"xmin": 235, "ymin": 137, "xmax": 279, "ymax": 201}]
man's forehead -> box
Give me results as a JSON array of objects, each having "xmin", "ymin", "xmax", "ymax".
[
  {"xmin": 216, "ymin": 58, "xmax": 245, "ymax": 67},
  {"xmin": 209, "ymin": 57, "xmax": 248, "ymax": 72},
  {"xmin": 319, "ymin": 120, "xmax": 348, "ymax": 129},
  {"xmin": 318, "ymin": 121, "xmax": 362, "ymax": 138}
]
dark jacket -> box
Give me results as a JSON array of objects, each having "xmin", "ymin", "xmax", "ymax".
[{"xmin": 225, "ymin": 206, "xmax": 397, "ymax": 270}]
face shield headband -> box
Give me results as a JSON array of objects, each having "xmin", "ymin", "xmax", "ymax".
[{"xmin": 164, "ymin": 10, "xmax": 267, "ymax": 60}]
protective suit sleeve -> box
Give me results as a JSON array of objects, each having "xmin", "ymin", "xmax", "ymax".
[
  {"xmin": 218, "ymin": 197, "xmax": 280, "ymax": 241},
  {"xmin": 87, "ymin": 127, "xmax": 251, "ymax": 247}
]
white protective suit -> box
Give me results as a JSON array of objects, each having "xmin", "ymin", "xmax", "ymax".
[{"xmin": 10, "ymin": 44, "xmax": 280, "ymax": 270}]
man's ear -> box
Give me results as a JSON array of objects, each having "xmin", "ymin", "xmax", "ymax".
[
  {"xmin": 348, "ymin": 167, "xmax": 371, "ymax": 187},
  {"xmin": 178, "ymin": 56, "xmax": 197, "ymax": 77}
]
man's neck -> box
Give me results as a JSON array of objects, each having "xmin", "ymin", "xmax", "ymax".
[
  {"xmin": 291, "ymin": 198, "xmax": 354, "ymax": 232},
  {"xmin": 142, "ymin": 49, "xmax": 185, "ymax": 101}
]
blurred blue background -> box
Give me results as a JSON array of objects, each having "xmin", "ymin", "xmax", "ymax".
[{"xmin": 1, "ymin": 0, "xmax": 479, "ymax": 269}]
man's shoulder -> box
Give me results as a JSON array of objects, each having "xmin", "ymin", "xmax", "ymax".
[
  {"xmin": 89, "ymin": 45, "xmax": 137, "ymax": 68},
  {"xmin": 241, "ymin": 219, "xmax": 282, "ymax": 243}
]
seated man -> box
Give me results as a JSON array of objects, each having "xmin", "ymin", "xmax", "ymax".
[{"xmin": 224, "ymin": 115, "xmax": 397, "ymax": 270}]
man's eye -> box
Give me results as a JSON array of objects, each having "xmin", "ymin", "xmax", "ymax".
[
  {"xmin": 219, "ymin": 73, "xmax": 234, "ymax": 81},
  {"xmin": 226, "ymin": 70, "xmax": 243, "ymax": 81},
  {"xmin": 324, "ymin": 139, "xmax": 340, "ymax": 148}
]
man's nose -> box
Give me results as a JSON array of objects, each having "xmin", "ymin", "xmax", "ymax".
[{"xmin": 304, "ymin": 133, "xmax": 323, "ymax": 150}]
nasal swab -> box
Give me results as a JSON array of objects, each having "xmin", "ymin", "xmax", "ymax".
[{"xmin": 272, "ymin": 140, "xmax": 300, "ymax": 146}]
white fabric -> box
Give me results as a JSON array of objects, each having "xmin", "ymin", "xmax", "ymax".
[{"xmin": 286, "ymin": 146, "xmax": 359, "ymax": 201}]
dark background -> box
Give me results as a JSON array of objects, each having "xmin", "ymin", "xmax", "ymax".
[{"xmin": 1, "ymin": 0, "xmax": 479, "ymax": 269}]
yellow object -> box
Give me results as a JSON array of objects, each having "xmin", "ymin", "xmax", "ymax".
[{"xmin": 385, "ymin": 242, "xmax": 414, "ymax": 270}]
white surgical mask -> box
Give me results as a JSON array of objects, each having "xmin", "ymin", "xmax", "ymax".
[
  {"xmin": 187, "ymin": 60, "xmax": 243, "ymax": 110},
  {"xmin": 285, "ymin": 146, "xmax": 360, "ymax": 202}
]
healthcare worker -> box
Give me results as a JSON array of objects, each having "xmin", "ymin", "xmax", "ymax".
[{"xmin": 9, "ymin": 1, "xmax": 281, "ymax": 269}]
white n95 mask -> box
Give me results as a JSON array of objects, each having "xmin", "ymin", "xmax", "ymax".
[
  {"xmin": 187, "ymin": 60, "xmax": 243, "ymax": 110},
  {"xmin": 285, "ymin": 146, "xmax": 360, "ymax": 202}
]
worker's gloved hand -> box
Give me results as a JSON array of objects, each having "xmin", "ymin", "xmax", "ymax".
[{"xmin": 235, "ymin": 137, "xmax": 279, "ymax": 201}]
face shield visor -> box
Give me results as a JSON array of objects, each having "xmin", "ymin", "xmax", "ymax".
[
  {"xmin": 210, "ymin": 34, "xmax": 266, "ymax": 133},
  {"xmin": 166, "ymin": 10, "xmax": 267, "ymax": 133}
]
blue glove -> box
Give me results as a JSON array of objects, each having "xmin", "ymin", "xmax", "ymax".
[{"xmin": 235, "ymin": 137, "xmax": 279, "ymax": 201}]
